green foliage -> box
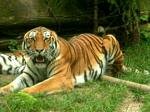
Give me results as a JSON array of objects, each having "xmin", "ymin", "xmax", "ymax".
[
  {"xmin": 140, "ymin": 29, "xmax": 150, "ymax": 40},
  {"xmin": 124, "ymin": 40, "xmax": 150, "ymax": 71},
  {"xmin": 140, "ymin": 23, "xmax": 150, "ymax": 41},
  {"xmin": 107, "ymin": 0, "xmax": 139, "ymax": 23},
  {"xmin": 8, "ymin": 40, "xmax": 21, "ymax": 51},
  {"xmin": 107, "ymin": 0, "xmax": 140, "ymax": 39},
  {"xmin": 140, "ymin": 15, "xmax": 149, "ymax": 22}
]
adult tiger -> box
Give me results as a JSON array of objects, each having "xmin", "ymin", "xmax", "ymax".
[{"xmin": 0, "ymin": 26, "xmax": 124, "ymax": 94}]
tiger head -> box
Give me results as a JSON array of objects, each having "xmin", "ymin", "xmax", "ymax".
[{"xmin": 22, "ymin": 26, "xmax": 59, "ymax": 65}]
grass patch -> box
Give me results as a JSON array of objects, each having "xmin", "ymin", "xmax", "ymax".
[
  {"xmin": 0, "ymin": 82, "xmax": 127, "ymax": 112},
  {"xmin": 122, "ymin": 41, "xmax": 150, "ymax": 111},
  {"xmin": 141, "ymin": 94, "xmax": 150, "ymax": 112}
]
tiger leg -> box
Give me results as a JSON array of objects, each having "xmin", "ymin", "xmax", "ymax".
[
  {"xmin": 22, "ymin": 74, "xmax": 74, "ymax": 94},
  {"xmin": 0, "ymin": 72, "xmax": 36, "ymax": 95}
]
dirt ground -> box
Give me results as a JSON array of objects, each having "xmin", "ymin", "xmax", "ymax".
[{"xmin": 117, "ymin": 93, "xmax": 142, "ymax": 112}]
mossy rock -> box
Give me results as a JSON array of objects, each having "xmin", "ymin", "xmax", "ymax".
[{"xmin": 5, "ymin": 92, "xmax": 41, "ymax": 112}]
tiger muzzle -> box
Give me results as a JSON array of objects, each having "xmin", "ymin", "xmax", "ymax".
[
  {"xmin": 35, "ymin": 55, "xmax": 45, "ymax": 63},
  {"xmin": 33, "ymin": 49, "xmax": 47, "ymax": 63}
]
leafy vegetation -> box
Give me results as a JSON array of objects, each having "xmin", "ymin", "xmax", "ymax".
[
  {"xmin": 140, "ymin": 15, "xmax": 149, "ymax": 23},
  {"xmin": 8, "ymin": 40, "xmax": 21, "ymax": 51},
  {"xmin": 107, "ymin": 0, "xmax": 140, "ymax": 43},
  {"xmin": 140, "ymin": 23, "xmax": 150, "ymax": 41}
]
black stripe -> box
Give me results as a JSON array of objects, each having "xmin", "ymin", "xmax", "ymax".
[
  {"xmin": 50, "ymin": 69, "xmax": 63, "ymax": 77},
  {"xmin": 8, "ymin": 56, "xmax": 12, "ymax": 61},
  {"xmin": 102, "ymin": 46, "xmax": 107, "ymax": 60},
  {"xmin": 70, "ymin": 44, "xmax": 76, "ymax": 60},
  {"xmin": 20, "ymin": 66, "xmax": 25, "ymax": 73},
  {"xmin": 22, "ymin": 77, "xmax": 30, "ymax": 87},
  {"xmin": 23, "ymin": 71, "xmax": 35, "ymax": 84},
  {"xmin": 83, "ymin": 35, "xmax": 102, "ymax": 53},
  {"xmin": 47, "ymin": 64, "xmax": 57, "ymax": 76},
  {"xmin": 80, "ymin": 37, "xmax": 102, "ymax": 64},
  {"xmin": 108, "ymin": 58, "xmax": 114, "ymax": 63},
  {"xmin": 80, "ymin": 36, "xmax": 94, "ymax": 51},
  {"xmin": 91, "ymin": 69, "xmax": 95, "ymax": 79},
  {"xmin": 0, "ymin": 55, "xmax": 7, "ymax": 64},
  {"xmin": 27, "ymin": 63, "xmax": 39, "ymax": 76},
  {"xmin": 7, "ymin": 66, "xmax": 12, "ymax": 74},
  {"xmin": 85, "ymin": 34, "xmax": 103, "ymax": 52},
  {"xmin": 79, "ymin": 44, "xmax": 87, "ymax": 67},
  {"xmin": 14, "ymin": 66, "xmax": 25, "ymax": 75},
  {"xmin": 14, "ymin": 67, "xmax": 18, "ymax": 74},
  {"xmin": 77, "ymin": 38, "xmax": 93, "ymax": 69},
  {"xmin": 21, "ymin": 56, "xmax": 26, "ymax": 64},
  {"xmin": 67, "ymin": 44, "xmax": 74, "ymax": 63},
  {"xmin": 80, "ymin": 40, "xmax": 93, "ymax": 69},
  {"xmin": 93, "ymin": 71, "xmax": 98, "ymax": 80},
  {"xmin": 84, "ymin": 71, "xmax": 88, "ymax": 82}
]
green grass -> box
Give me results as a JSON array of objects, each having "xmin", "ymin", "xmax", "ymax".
[
  {"xmin": 123, "ymin": 41, "xmax": 150, "ymax": 111},
  {"xmin": 0, "ymin": 40, "xmax": 150, "ymax": 112},
  {"xmin": 0, "ymin": 82, "xmax": 127, "ymax": 112}
]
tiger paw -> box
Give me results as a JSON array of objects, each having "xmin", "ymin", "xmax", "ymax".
[
  {"xmin": 0, "ymin": 87, "xmax": 11, "ymax": 95},
  {"xmin": 0, "ymin": 84, "xmax": 13, "ymax": 95}
]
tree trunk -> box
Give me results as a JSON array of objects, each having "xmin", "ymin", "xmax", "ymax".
[
  {"xmin": 130, "ymin": 1, "xmax": 140, "ymax": 44},
  {"xmin": 93, "ymin": 0, "xmax": 98, "ymax": 34},
  {"xmin": 132, "ymin": 21, "xmax": 140, "ymax": 43}
]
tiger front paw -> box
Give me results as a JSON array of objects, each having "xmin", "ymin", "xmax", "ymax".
[
  {"xmin": 0, "ymin": 85, "xmax": 13, "ymax": 95},
  {"xmin": 0, "ymin": 87, "xmax": 10, "ymax": 95}
]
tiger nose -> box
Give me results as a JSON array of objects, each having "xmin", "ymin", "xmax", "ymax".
[{"xmin": 36, "ymin": 49, "xmax": 43, "ymax": 53}]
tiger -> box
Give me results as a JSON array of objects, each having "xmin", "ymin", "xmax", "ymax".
[{"xmin": 0, "ymin": 26, "xmax": 130, "ymax": 94}]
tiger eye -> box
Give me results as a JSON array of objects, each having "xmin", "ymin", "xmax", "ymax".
[
  {"xmin": 26, "ymin": 38, "xmax": 34, "ymax": 43},
  {"xmin": 43, "ymin": 31, "xmax": 51, "ymax": 39}
]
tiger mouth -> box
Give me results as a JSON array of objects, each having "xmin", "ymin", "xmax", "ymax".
[{"xmin": 34, "ymin": 55, "xmax": 46, "ymax": 63}]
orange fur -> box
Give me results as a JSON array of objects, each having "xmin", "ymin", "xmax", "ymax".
[{"xmin": 22, "ymin": 27, "xmax": 123, "ymax": 94}]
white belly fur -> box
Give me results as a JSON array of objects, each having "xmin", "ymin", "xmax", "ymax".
[{"xmin": 75, "ymin": 55, "xmax": 106, "ymax": 85}]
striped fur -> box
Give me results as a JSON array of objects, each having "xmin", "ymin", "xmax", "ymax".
[
  {"xmin": 0, "ymin": 26, "xmax": 124, "ymax": 94},
  {"xmin": 0, "ymin": 52, "xmax": 25, "ymax": 75}
]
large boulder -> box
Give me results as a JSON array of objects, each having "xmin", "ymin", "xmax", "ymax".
[
  {"xmin": 0, "ymin": 0, "xmax": 49, "ymax": 25},
  {"xmin": 0, "ymin": 0, "xmax": 55, "ymax": 39}
]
